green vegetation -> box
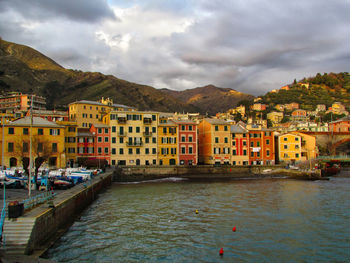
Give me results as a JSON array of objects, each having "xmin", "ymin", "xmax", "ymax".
[{"xmin": 261, "ymin": 72, "xmax": 350, "ymax": 111}]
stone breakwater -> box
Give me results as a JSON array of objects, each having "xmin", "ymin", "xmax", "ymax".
[{"xmin": 113, "ymin": 165, "xmax": 323, "ymax": 182}]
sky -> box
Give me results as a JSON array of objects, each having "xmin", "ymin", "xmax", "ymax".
[{"xmin": 0, "ymin": 0, "xmax": 350, "ymax": 96}]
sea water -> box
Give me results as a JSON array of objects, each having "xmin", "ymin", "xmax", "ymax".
[{"xmin": 46, "ymin": 176, "xmax": 350, "ymax": 262}]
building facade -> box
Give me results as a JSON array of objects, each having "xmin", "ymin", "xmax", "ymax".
[
  {"xmin": 175, "ymin": 120, "xmax": 197, "ymax": 165},
  {"xmin": 230, "ymin": 124, "xmax": 249, "ymax": 165}
]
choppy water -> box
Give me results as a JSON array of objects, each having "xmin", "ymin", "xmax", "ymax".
[{"xmin": 46, "ymin": 176, "xmax": 350, "ymax": 262}]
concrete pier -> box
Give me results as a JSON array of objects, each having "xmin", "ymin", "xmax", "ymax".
[{"xmin": 1, "ymin": 170, "xmax": 113, "ymax": 256}]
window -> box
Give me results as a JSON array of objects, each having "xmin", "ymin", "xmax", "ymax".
[
  {"xmin": 8, "ymin": 127, "xmax": 14, "ymax": 134},
  {"xmin": 189, "ymin": 147, "xmax": 193, "ymax": 154},
  {"xmin": 284, "ymin": 145, "xmax": 288, "ymax": 149},
  {"xmin": 152, "ymin": 127, "xmax": 156, "ymax": 133},
  {"xmin": 215, "ymin": 126, "xmax": 218, "ymax": 131},
  {"xmin": 78, "ymin": 147, "xmax": 84, "ymax": 154},
  {"xmin": 163, "ymin": 127, "xmax": 167, "ymax": 134},
  {"xmin": 182, "ymin": 136, "xmax": 186, "ymax": 142},
  {"xmin": 295, "ymin": 153, "xmax": 299, "ymax": 158},
  {"xmin": 251, "ymin": 151, "xmax": 254, "ymax": 157},
  {"xmin": 98, "ymin": 128, "xmax": 102, "ymax": 134},
  {"xmin": 38, "ymin": 129, "xmax": 43, "ymax": 135},
  {"xmin": 243, "ymin": 149, "xmax": 247, "ymax": 155},
  {"xmin": 250, "ymin": 142, "xmax": 254, "ymax": 147},
  {"xmin": 215, "ymin": 137, "xmax": 219, "ymax": 143},
  {"xmin": 68, "ymin": 127, "xmax": 76, "ymax": 132},
  {"xmin": 119, "ymin": 148, "xmax": 124, "ymax": 155},
  {"xmin": 257, "ymin": 142, "xmax": 260, "ymax": 147},
  {"xmin": 105, "ymin": 147, "xmax": 109, "ymax": 154},
  {"xmin": 181, "ymin": 147, "xmax": 186, "ymax": 154},
  {"xmin": 52, "ymin": 143, "xmax": 57, "ymax": 152},
  {"xmin": 119, "ymin": 137, "xmax": 124, "ymax": 144},
  {"xmin": 112, "ymin": 137, "xmax": 116, "ymax": 143},
  {"xmin": 189, "ymin": 136, "xmax": 193, "ymax": 142},
  {"xmin": 257, "ymin": 152, "xmax": 260, "ymax": 157},
  {"xmin": 295, "ymin": 137, "xmax": 299, "ymax": 141},
  {"xmin": 284, "ymin": 153, "xmax": 289, "ymax": 158},
  {"xmin": 38, "ymin": 143, "xmax": 43, "ymax": 152},
  {"xmin": 136, "ymin": 148, "xmax": 140, "ymax": 154},
  {"xmin": 145, "ymin": 148, "xmax": 150, "ymax": 154},
  {"xmin": 23, "ymin": 142, "xmax": 29, "ymax": 152},
  {"xmin": 152, "ymin": 148, "xmax": 157, "ymax": 154},
  {"xmin": 189, "ymin": 125, "xmax": 193, "ymax": 131},
  {"xmin": 90, "ymin": 114, "xmax": 92, "ymax": 118},
  {"xmin": 224, "ymin": 137, "xmax": 228, "ymax": 143},
  {"xmin": 182, "ymin": 125, "xmax": 185, "ymax": 130},
  {"xmin": 152, "ymin": 137, "xmax": 156, "ymax": 143},
  {"xmin": 50, "ymin": 129, "xmax": 60, "ymax": 135},
  {"xmin": 128, "ymin": 148, "xmax": 133, "ymax": 155},
  {"xmin": 98, "ymin": 137, "xmax": 102, "ymax": 142},
  {"xmin": 136, "ymin": 127, "xmax": 140, "ymax": 133},
  {"xmin": 267, "ymin": 150, "xmax": 270, "ymax": 156},
  {"xmin": 112, "ymin": 126, "xmax": 116, "ymax": 133},
  {"xmin": 224, "ymin": 126, "xmax": 228, "ymax": 131},
  {"xmin": 23, "ymin": 128, "xmax": 28, "ymax": 135},
  {"xmin": 243, "ymin": 134, "xmax": 247, "ymax": 138},
  {"xmin": 112, "ymin": 148, "xmax": 116, "ymax": 154},
  {"xmin": 233, "ymin": 149, "xmax": 236, "ymax": 155},
  {"xmin": 128, "ymin": 127, "xmax": 133, "ymax": 133},
  {"xmin": 8, "ymin": 142, "xmax": 14, "ymax": 152},
  {"xmin": 105, "ymin": 128, "xmax": 108, "ymax": 134},
  {"xmin": 266, "ymin": 139, "xmax": 270, "ymax": 145},
  {"xmin": 232, "ymin": 134, "xmax": 236, "ymax": 138},
  {"xmin": 98, "ymin": 147, "xmax": 102, "ymax": 154},
  {"xmin": 145, "ymin": 137, "xmax": 149, "ymax": 144},
  {"xmin": 104, "ymin": 137, "xmax": 109, "ymax": 142},
  {"xmin": 284, "ymin": 137, "xmax": 287, "ymax": 141},
  {"xmin": 243, "ymin": 141, "xmax": 247, "ymax": 146}
]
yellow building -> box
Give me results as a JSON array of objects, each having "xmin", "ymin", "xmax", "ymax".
[
  {"xmin": 158, "ymin": 120, "xmax": 178, "ymax": 165},
  {"xmin": 69, "ymin": 98, "xmax": 134, "ymax": 128},
  {"xmin": 292, "ymin": 132, "xmax": 317, "ymax": 161},
  {"xmin": 267, "ymin": 111, "xmax": 284, "ymax": 125},
  {"xmin": 278, "ymin": 133, "xmax": 302, "ymax": 163},
  {"xmin": 0, "ymin": 117, "xmax": 65, "ymax": 169},
  {"xmin": 198, "ymin": 119, "xmax": 231, "ymax": 165},
  {"xmin": 57, "ymin": 121, "xmax": 78, "ymax": 167},
  {"xmin": 104, "ymin": 111, "xmax": 159, "ymax": 166}
]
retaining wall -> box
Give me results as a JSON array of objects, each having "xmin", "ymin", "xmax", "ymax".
[{"xmin": 26, "ymin": 172, "xmax": 113, "ymax": 254}]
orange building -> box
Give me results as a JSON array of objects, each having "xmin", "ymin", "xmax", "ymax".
[
  {"xmin": 198, "ymin": 119, "xmax": 231, "ymax": 165},
  {"xmin": 329, "ymin": 116, "xmax": 350, "ymax": 132},
  {"xmin": 0, "ymin": 92, "xmax": 46, "ymax": 113},
  {"xmin": 248, "ymin": 128, "xmax": 275, "ymax": 165}
]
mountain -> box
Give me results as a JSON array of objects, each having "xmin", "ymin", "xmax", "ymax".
[
  {"xmin": 160, "ymin": 85, "xmax": 255, "ymax": 115},
  {"xmin": 0, "ymin": 39, "xmax": 199, "ymax": 113},
  {"xmin": 260, "ymin": 72, "xmax": 350, "ymax": 110}
]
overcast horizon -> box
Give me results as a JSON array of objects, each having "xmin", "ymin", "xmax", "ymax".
[{"xmin": 1, "ymin": 0, "xmax": 350, "ymax": 96}]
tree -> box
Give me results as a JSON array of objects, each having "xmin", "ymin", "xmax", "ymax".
[{"xmin": 14, "ymin": 135, "xmax": 54, "ymax": 189}]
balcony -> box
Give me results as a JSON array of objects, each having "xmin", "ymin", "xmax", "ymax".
[
  {"xmin": 126, "ymin": 141, "xmax": 143, "ymax": 146},
  {"xmin": 118, "ymin": 131, "xmax": 127, "ymax": 137},
  {"xmin": 143, "ymin": 132, "xmax": 153, "ymax": 137},
  {"xmin": 143, "ymin": 118, "xmax": 152, "ymax": 124},
  {"xmin": 117, "ymin": 118, "xmax": 127, "ymax": 124}
]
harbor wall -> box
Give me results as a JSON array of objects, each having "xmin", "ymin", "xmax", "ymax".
[
  {"xmin": 113, "ymin": 165, "xmax": 290, "ymax": 182},
  {"xmin": 26, "ymin": 172, "xmax": 113, "ymax": 254}
]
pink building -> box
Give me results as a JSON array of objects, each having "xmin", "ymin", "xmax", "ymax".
[{"xmin": 175, "ymin": 120, "xmax": 198, "ymax": 165}]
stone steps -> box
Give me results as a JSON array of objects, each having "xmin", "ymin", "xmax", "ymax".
[{"xmin": 2, "ymin": 217, "xmax": 36, "ymax": 254}]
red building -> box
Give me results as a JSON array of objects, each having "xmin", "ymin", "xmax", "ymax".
[
  {"xmin": 329, "ymin": 116, "xmax": 350, "ymax": 132},
  {"xmin": 77, "ymin": 128, "xmax": 95, "ymax": 162},
  {"xmin": 248, "ymin": 128, "xmax": 275, "ymax": 165},
  {"xmin": 175, "ymin": 120, "xmax": 198, "ymax": 165},
  {"xmin": 90, "ymin": 124, "xmax": 111, "ymax": 165}
]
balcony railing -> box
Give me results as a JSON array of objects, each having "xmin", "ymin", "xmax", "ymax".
[
  {"xmin": 118, "ymin": 118, "xmax": 127, "ymax": 124},
  {"xmin": 143, "ymin": 118, "xmax": 152, "ymax": 124},
  {"xmin": 126, "ymin": 141, "xmax": 143, "ymax": 146},
  {"xmin": 143, "ymin": 132, "xmax": 152, "ymax": 137}
]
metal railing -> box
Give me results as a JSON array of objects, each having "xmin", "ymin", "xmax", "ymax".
[{"xmin": 23, "ymin": 191, "xmax": 56, "ymax": 210}]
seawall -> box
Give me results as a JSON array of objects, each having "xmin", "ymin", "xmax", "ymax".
[{"xmin": 113, "ymin": 165, "xmax": 322, "ymax": 181}]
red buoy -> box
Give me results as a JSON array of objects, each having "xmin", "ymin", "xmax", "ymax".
[
  {"xmin": 232, "ymin": 226, "xmax": 236, "ymax": 232},
  {"xmin": 219, "ymin": 248, "xmax": 224, "ymax": 255}
]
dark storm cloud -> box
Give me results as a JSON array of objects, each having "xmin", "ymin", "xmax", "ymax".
[{"xmin": 0, "ymin": 0, "xmax": 116, "ymax": 22}]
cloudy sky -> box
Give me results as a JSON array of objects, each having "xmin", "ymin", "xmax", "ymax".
[{"xmin": 1, "ymin": 0, "xmax": 349, "ymax": 95}]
